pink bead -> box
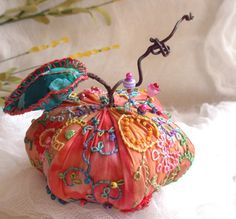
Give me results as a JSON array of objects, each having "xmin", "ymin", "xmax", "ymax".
[
  {"xmin": 79, "ymin": 93, "xmax": 86, "ymax": 100},
  {"xmin": 123, "ymin": 72, "xmax": 136, "ymax": 90},
  {"xmin": 147, "ymin": 83, "xmax": 160, "ymax": 97},
  {"xmin": 91, "ymin": 86, "xmax": 102, "ymax": 93},
  {"xmin": 126, "ymin": 72, "xmax": 133, "ymax": 81},
  {"xmin": 139, "ymin": 104, "xmax": 147, "ymax": 111}
]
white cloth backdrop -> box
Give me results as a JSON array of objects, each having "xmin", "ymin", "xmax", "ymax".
[
  {"xmin": 0, "ymin": 0, "xmax": 236, "ymax": 107},
  {"xmin": 1, "ymin": 0, "xmax": 236, "ymax": 218}
]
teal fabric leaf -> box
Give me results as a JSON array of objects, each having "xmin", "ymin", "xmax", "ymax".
[
  {"xmin": 49, "ymin": 78, "xmax": 71, "ymax": 91},
  {"xmin": 3, "ymin": 58, "xmax": 88, "ymax": 115}
]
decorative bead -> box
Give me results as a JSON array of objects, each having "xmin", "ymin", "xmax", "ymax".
[
  {"xmin": 69, "ymin": 92, "xmax": 78, "ymax": 98},
  {"xmin": 89, "ymin": 105, "xmax": 97, "ymax": 112},
  {"xmin": 131, "ymin": 139, "xmax": 135, "ymax": 144},
  {"xmin": 124, "ymin": 121, "xmax": 129, "ymax": 126},
  {"xmin": 123, "ymin": 127, "xmax": 129, "ymax": 131},
  {"xmin": 110, "ymin": 181, "xmax": 118, "ymax": 189},
  {"xmin": 46, "ymin": 185, "xmax": 51, "ymax": 194},
  {"xmin": 109, "ymin": 133, "xmax": 116, "ymax": 141},
  {"xmin": 51, "ymin": 194, "xmax": 56, "ymax": 200},
  {"xmin": 147, "ymin": 83, "xmax": 160, "ymax": 97},
  {"xmin": 100, "ymin": 96, "xmax": 109, "ymax": 105},
  {"xmin": 140, "ymin": 104, "xmax": 148, "ymax": 111},
  {"xmin": 79, "ymin": 93, "xmax": 86, "ymax": 100},
  {"xmin": 58, "ymin": 199, "xmax": 67, "ymax": 205},
  {"xmin": 149, "ymin": 97, "xmax": 155, "ymax": 102},
  {"xmin": 134, "ymin": 171, "xmax": 141, "ymax": 181},
  {"xmin": 151, "ymin": 107, "xmax": 158, "ymax": 113},
  {"xmin": 91, "ymin": 117, "xmax": 99, "ymax": 126},
  {"xmin": 65, "ymin": 130, "xmax": 76, "ymax": 140},
  {"xmin": 137, "ymin": 104, "xmax": 147, "ymax": 115},
  {"xmin": 84, "ymin": 177, "xmax": 91, "ymax": 184},
  {"xmin": 91, "ymin": 86, "xmax": 101, "ymax": 92},
  {"xmin": 123, "ymin": 72, "xmax": 136, "ymax": 91},
  {"xmin": 103, "ymin": 202, "xmax": 113, "ymax": 209},
  {"xmin": 75, "ymin": 109, "xmax": 84, "ymax": 116}
]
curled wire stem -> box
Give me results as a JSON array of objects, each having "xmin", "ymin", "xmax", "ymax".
[
  {"xmin": 135, "ymin": 12, "xmax": 194, "ymax": 87},
  {"xmin": 88, "ymin": 13, "xmax": 193, "ymax": 107},
  {"xmin": 87, "ymin": 72, "xmax": 116, "ymax": 106},
  {"xmin": 87, "ymin": 72, "xmax": 112, "ymax": 93}
]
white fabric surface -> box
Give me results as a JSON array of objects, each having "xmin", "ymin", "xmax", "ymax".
[{"xmin": 1, "ymin": 101, "xmax": 236, "ymax": 219}]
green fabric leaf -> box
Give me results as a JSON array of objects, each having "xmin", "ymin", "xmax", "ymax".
[
  {"xmin": 33, "ymin": 15, "xmax": 50, "ymax": 24},
  {"xmin": 94, "ymin": 7, "xmax": 111, "ymax": 25}
]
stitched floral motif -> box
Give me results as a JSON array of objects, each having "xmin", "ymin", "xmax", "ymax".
[{"xmin": 118, "ymin": 114, "xmax": 159, "ymax": 152}]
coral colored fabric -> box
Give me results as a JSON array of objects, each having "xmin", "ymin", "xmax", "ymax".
[{"xmin": 25, "ymin": 88, "xmax": 194, "ymax": 211}]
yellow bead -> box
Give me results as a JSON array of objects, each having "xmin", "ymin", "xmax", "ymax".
[
  {"xmin": 124, "ymin": 132, "xmax": 130, "ymax": 137},
  {"xmin": 131, "ymin": 139, "xmax": 136, "ymax": 143},
  {"xmin": 124, "ymin": 121, "xmax": 129, "ymax": 126},
  {"xmin": 70, "ymin": 92, "xmax": 77, "ymax": 98},
  {"xmin": 149, "ymin": 97, "xmax": 155, "ymax": 102},
  {"xmin": 124, "ymin": 127, "xmax": 129, "ymax": 131},
  {"xmin": 111, "ymin": 182, "xmax": 118, "ymax": 189}
]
